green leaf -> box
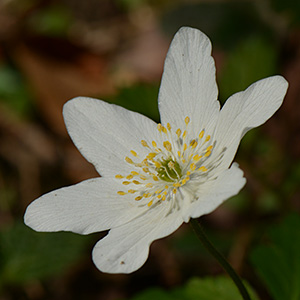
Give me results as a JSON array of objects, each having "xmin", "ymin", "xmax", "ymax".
[
  {"xmin": 184, "ymin": 276, "xmax": 259, "ymax": 300},
  {"xmin": 107, "ymin": 83, "xmax": 160, "ymax": 122},
  {"xmin": 127, "ymin": 276, "xmax": 258, "ymax": 300},
  {"xmin": 0, "ymin": 221, "xmax": 90, "ymax": 287},
  {"xmin": 250, "ymin": 213, "xmax": 300, "ymax": 300}
]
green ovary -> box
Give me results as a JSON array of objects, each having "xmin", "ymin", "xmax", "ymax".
[{"xmin": 156, "ymin": 158, "xmax": 182, "ymax": 182}]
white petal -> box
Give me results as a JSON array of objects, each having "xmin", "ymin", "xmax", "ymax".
[
  {"xmin": 182, "ymin": 163, "xmax": 246, "ymax": 220},
  {"xmin": 92, "ymin": 204, "xmax": 183, "ymax": 273},
  {"xmin": 213, "ymin": 76, "xmax": 288, "ymax": 169},
  {"xmin": 24, "ymin": 177, "xmax": 144, "ymax": 235},
  {"xmin": 63, "ymin": 97, "xmax": 161, "ymax": 177},
  {"xmin": 158, "ymin": 27, "xmax": 219, "ymax": 137}
]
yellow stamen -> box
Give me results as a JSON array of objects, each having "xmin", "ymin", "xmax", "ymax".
[
  {"xmin": 157, "ymin": 123, "xmax": 162, "ymax": 132},
  {"xmin": 146, "ymin": 183, "xmax": 153, "ymax": 188},
  {"xmin": 185, "ymin": 116, "xmax": 190, "ymax": 125},
  {"xmin": 128, "ymin": 189, "xmax": 136, "ymax": 193},
  {"xmin": 205, "ymin": 135, "xmax": 211, "ymax": 142},
  {"xmin": 183, "ymin": 143, "xmax": 187, "ymax": 151},
  {"xmin": 130, "ymin": 150, "xmax": 138, "ymax": 157},
  {"xmin": 117, "ymin": 191, "xmax": 126, "ymax": 195},
  {"xmin": 140, "ymin": 175, "xmax": 147, "ymax": 180},
  {"xmin": 183, "ymin": 131, "xmax": 187, "ymax": 139},
  {"xmin": 199, "ymin": 166, "xmax": 208, "ymax": 172},
  {"xmin": 122, "ymin": 181, "xmax": 130, "ymax": 185},
  {"xmin": 133, "ymin": 180, "xmax": 141, "ymax": 185},
  {"xmin": 165, "ymin": 185, "xmax": 169, "ymax": 189},
  {"xmin": 190, "ymin": 163, "xmax": 196, "ymax": 171},
  {"xmin": 190, "ymin": 139, "xmax": 197, "ymax": 148},
  {"xmin": 147, "ymin": 152, "xmax": 157, "ymax": 159},
  {"xmin": 177, "ymin": 151, "xmax": 181, "ymax": 157},
  {"xmin": 199, "ymin": 130, "xmax": 204, "ymax": 139},
  {"xmin": 125, "ymin": 157, "xmax": 133, "ymax": 164},
  {"xmin": 154, "ymin": 161, "xmax": 162, "ymax": 168},
  {"xmin": 193, "ymin": 154, "xmax": 202, "ymax": 162},
  {"xmin": 141, "ymin": 140, "xmax": 149, "ymax": 147},
  {"xmin": 173, "ymin": 188, "xmax": 177, "ymax": 194},
  {"xmin": 153, "ymin": 175, "xmax": 159, "ymax": 181},
  {"xmin": 131, "ymin": 171, "xmax": 139, "ymax": 176},
  {"xmin": 176, "ymin": 128, "xmax": 181, "ymax": 137},
  {"xmin": 162, "ymin": 195, "xmax": 166, "ymax": 201},
  {"xmin": 186, "ymin": 171, "xmax": 191, "ymax": 176},
  {"xmin": 167, "ymin": 123, "xmax": 171, "ymax": 131},
  {"xmin": 157, "ymin": 194, "xmax": 162, "ymax": 199},
  {"xmin": 152, "ymin": 141, "xmax": 157, "ymax": 148},
  {"xmin": 173, "ymin": 182, "xmax": 181, "ymax": 187},
  {"xmin": 204, "ymin": 151, "xmax": 211, "ymax": 157},
  {"xmin": 135, "ymin": 196, "xmax": 143, "ymax": 201},
  {"xmin": 126, "ymin": 175, "xmax": 134, "ymax": 180},
  {"xmin": 115, "ymin": 174, "xmax": 124, "ymax": 179},
  {"xmin": 163, "ymin": 141, "xmax": 172, "ymax": 152},
  {"xmin": 147, "ymin": 200, "xmax": 153, "ymax": 207}
]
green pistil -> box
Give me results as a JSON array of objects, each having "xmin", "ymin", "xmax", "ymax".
[{"xmin": 156, "ymin": 158, "xmax": 182, "ymax": 182}]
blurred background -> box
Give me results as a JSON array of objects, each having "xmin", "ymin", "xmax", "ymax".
[{"xmin": 0, "ymin": 0, "xmax": 299, "ymax": 299}]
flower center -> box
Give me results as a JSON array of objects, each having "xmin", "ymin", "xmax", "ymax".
[
  {"xmin": 114, "ymin": 116, "xmax": 214, "ymax": 208},
  {"xmin": 156, "ymin": 157, "xmax": 182, "ymax": 182}
]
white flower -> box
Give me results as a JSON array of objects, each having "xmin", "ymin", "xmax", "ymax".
[{"xmin": 24, "ymin": 27, "xmax": 288, "ymax": 274}]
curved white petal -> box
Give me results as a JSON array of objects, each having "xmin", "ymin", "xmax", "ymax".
[
  {"xmin": 24, "ymin": 177, "xmax": 145, "ymax": 235},
  {"xmin": 63, "ymin": 97, "xmax": 161, "ymax": 177},
  {"xmin": 182, "ymin": 162, "xmax": 246, "ymax": 221},
  {"xmin": 92, "ymin": 204, "xmax": 183, "ymax": 273},
  {"xmin": 213, "ymin": 76, "xmax": 288, "ymax": 169},
  {"xmin": 158, "ymin": 27, "xmax": 219, "ymax": 137}
]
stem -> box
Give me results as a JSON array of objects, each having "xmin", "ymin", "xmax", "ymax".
[{"xmin": 190, "ymin": 218, "xmax": 251, "ymax": 300}]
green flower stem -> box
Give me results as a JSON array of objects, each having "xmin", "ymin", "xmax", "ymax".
[{"xmin": 190, "ymin": 218, "xmax": 251, "ymax": 300}]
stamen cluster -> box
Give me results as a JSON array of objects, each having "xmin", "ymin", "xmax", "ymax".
[{"xmin": 115, "ymin": 117, "xmax": 214, "ymax": 208}]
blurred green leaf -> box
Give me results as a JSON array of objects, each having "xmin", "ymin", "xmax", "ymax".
[
  {"xmin": 271, "ymin": 0, "xmax": 300, "ymax": 24},
  {"xmin": 250, "ymin": 213, "xmax": 300, "ymax": 300},
  {"xmin": 161, "ymin": 2, "xmax": 274, "ymax": 50},
  {"xmin": 107, "ymin": 84, "xmax": 160, "ymax": 122},
  {"xmin": 127, "ymin": 276, "xmax": 258, "ymax": 300},
  {"xmin": 0, "ymin": 65, "xmax": 33, "ymax": 116},
  {"xmin": 219, "ymin": 36, "xmax": 277, "ymax": 102},
  {"xmin": 27, "ymin": 4, "xmax": 73, "ymax": 36},
  {"xmin": 0, "ymin": 221, "xmax": 90, "ymax": 287}
]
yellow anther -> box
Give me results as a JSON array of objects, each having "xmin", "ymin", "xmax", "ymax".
[
  {"xmin": 165, "ymin": 185, "xmax": 169, "ymax": 189},
  {"xmin": 157, "ymin": 123, "xmax": 162, "ymax": 132},
  {"xmin": 142, "ymin": 159, "xmax": 149, "ymax": 166},
  {"xmin": 173, "ymin": 182, "xmax": 181, "ymax": 187},
  {"xmin": 126, "ymin": 175, "xmax": 134, "ymax": 180},
  {"xmin": 122, "ymin": 181, "xmax": 130, "ymax": 185},
  {"xmin": 181, "ymin": 178, "xmax": 187, "ymax": 185},
  {"xmin": 199, "ymin": 130, "xmax": 204, "ymax": 139},
  {"xmin": 186, "ymin": 171, "xmax": 191, "ymax": 176},
  {"xmin": 140, "ymin": 175, "xmax": 147, "ymax": 180},
  {"xmin": 168, "ymin": 161, "xmax": 175, "ymax": 169},
  {"xmin": 173, "ymin": 188, "xmax": 177, "ymax": 194},
  {"xmin": 183, "ymin": 130, "xmax": 187, "ymax": 139},
  {"xmin": 182, "ymin": 159, "xmax": 186, "ymax": 163},
  {"xmin": 143, "ymin": 167, "xmax": 150, "ymax": 173},
  {"xmin": 183, "ymin": 143, "xmax": 187, "ymax": 151},
  {"xmin": 162, "ymin": 195, "xmax": 166, "ymax": 201},
  {"xmin": 193, "ymin": 154, "xmax": 202, "ymax": 162},
  {"xmin": 190, "ymin": 163, "xmax": 196, "ymax": 171},
  {"xmin": 131, "ymin": 171, "xmax": 139, "ymax": 176},
  {"xmin": 163, "ymin": 191, "xmax": 168, "ymax": 195},
  {"xmin": 133, "ymin": 180, "xmax": 141, "ymax": 185},
  {"xmin": 144, "ymin": 193, "xmax": 151, "ymax": 198},
  {"xmin": 147, "ymin": 152, "xmax": 157, "ymax": 159},
  {"xmin": 162, "ymin": 126, "xmax": 167, "ymax": 134},
  {"xmin": 153, "ymin": 175, "xmax": 159, "ymax": 181},
  {"xmin": 205, "ymin": 135, "xmax": 211, "ymax": 142},
  {"xmin": 130, "ymin": 150, "xmax": 138, "ymax": 157},
  {"xmin": 154, "ymin": 161, "xmax": 162, "ymax": 168},
  {"xmin": 163, "ymin": 141, "xmax": 172, "ymax": 152},
  {"xmin": 167, "ymin": 123, "xmax": 171, "ymax": 131},
  {"xmin": 199, "ymin": 166, "xmax": 208, "ymax": 172},
  {"xmin": 190, "ymin": 139, "xmax": 197, "ymax": 148},
  {"xmin": 177, "ymin": 151, "xmax": 181, "ymax": 157},
  {"xmin": 204, "ymin": 151, "xmax": 211, "ymax": 157},
  {"xmin": 115, "ymin": 174, "xmax": 124, "ymax": 179},
  {"xmin": 206, "ymin": 145, "xmax": 213, "ymax": 151},
  {"xmin": 141, "ymin": 140, "xmax": 149, "ymax": 147},
  {"xmin": 185, "ymin": 116, "xmax": 190, "ymax": 125},
  {"xmin": 157, "ymin": 194, "xmax": 162, "ymax": 199},
  {"xmin": 155, "ymin": 189, "xmax": 162, "ymax": 194},
  {"xmin": 128, "ymin": 189, "xmax": 136, "ymax": 193},
  {"xmin": 176, "ymin": 128, "xmax": 181, "ymax": 137},
  {"xmin": 152, "ymin": 141, "xmax": 157, "ymax": 148},
  {"xmin": 117, "ymin": 191, "xmax": 126, "ymax": 195},
  {"xmin": 125, "ymin": 157, "xmax": 133, "ymax": 164},
  {"xmin": 135, "ymin": 196, "xmax": 143, "ymax": 201},
  {"xmin": 146, "ymin": 183, "xmax": 153, "ymax": 188},
  {"xmin": 147, "ymin": 200, "xmax": 153, "ymax": 207}
]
